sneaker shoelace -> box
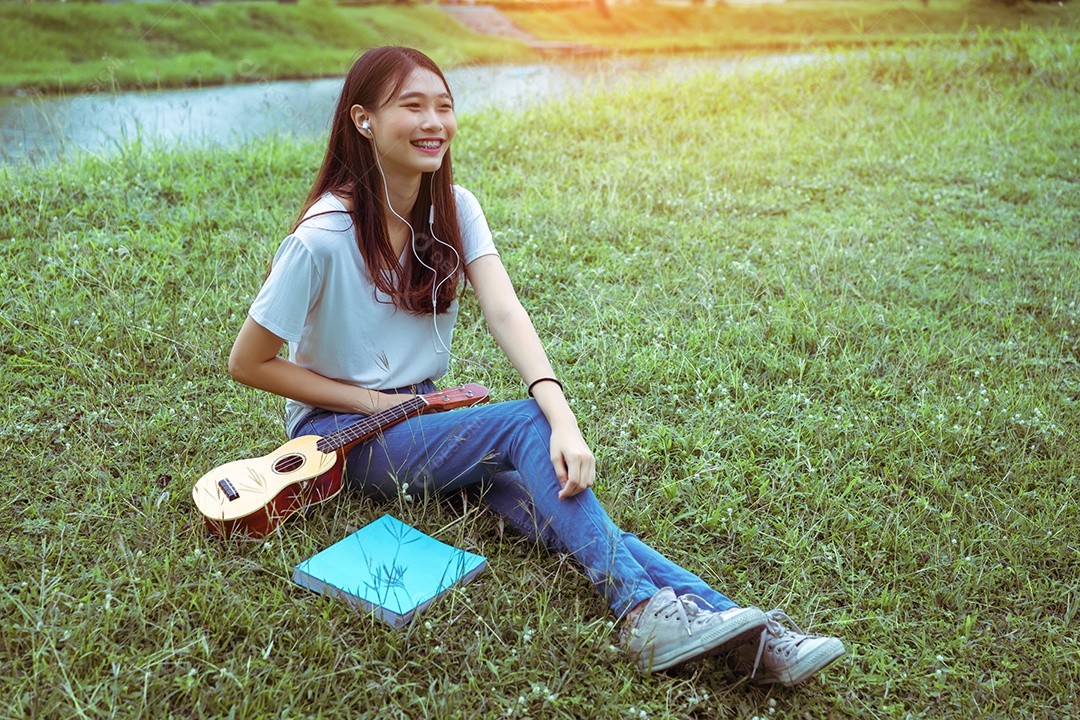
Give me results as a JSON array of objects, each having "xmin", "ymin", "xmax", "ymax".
[
  {"xmin": 679, "ymin": 594, "xmax": 717, "ymax": 632},
  {"xmin": 749, "ymin": 609, "xmax": 808, "ymax": 679},
  {"xmin": 642, "ymin": 592, "xmax": 716, "ymax": 638}
]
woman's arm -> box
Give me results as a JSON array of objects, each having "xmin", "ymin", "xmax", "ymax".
[
  {"xmin": 228, "ymin": 317, "xmax": 415, "ymax": 415},
  {"xmin": 466, "ymin": 254, "xmax": 595, "ymax": 499}
]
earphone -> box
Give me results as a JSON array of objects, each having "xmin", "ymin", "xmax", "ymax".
[{"xmin": 360, "ymin": 119, "xmax": 371, "ymax": 134}]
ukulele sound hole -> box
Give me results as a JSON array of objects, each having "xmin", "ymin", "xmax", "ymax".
[{"xmin": 273, "ymin": 454, "xmax": 305, "ymax": 474}]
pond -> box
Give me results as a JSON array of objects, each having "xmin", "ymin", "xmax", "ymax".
[{"xmin": 0, "ymin": 53, "xmax": 815, "ymax": 165}]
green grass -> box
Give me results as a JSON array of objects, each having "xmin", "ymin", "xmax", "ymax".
[
  {"xmin": 0, "ymin": 1, "xmax": 532, "ymax": 96},
  {"xmin": 511, "ymin": 0, "xmax": 1080, "ymax": 53},
  {"xmin": 4, "ymin": 0, "xmax": 1079, "ymax": 96},
  {"xmin": 2, "ymin": 28, "xmax": 1079, "ymax": 719}
]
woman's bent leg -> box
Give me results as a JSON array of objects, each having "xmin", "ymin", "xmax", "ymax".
[
  {"xmin": 296, "ymin": 399, "xmax": 736, "ymax": 615},
  {"xmin": 304, "ymin": 400, "xmax": 657, "ymax": 616}
]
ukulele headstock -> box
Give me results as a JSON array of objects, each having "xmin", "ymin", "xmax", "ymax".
[{"xmin": 423, "ymin": 383, "xmax": 489, "ymax": 411}]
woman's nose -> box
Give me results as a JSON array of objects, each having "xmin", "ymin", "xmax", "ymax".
[{"xmin": 420, "ymin": 109, "xmax": 443, "ymax": 130}]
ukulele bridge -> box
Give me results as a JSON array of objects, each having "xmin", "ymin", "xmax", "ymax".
[{"xmin": 218, "ymin": 478, "xmax": 240, "ymax": 501}]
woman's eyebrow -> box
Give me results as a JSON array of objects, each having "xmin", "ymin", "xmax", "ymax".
[{"xmin": 397, "ymin": 90, "xmax": 453, "ymax": 101}]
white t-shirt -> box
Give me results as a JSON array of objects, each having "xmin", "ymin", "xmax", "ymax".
[{"xmin": 248, "ymin": 186, "xmax": 498, "ymax": 435}]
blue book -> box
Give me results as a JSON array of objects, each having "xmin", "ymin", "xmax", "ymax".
[{"xmin": 292, "ymin": 515, "xmax": 487, "ymax": 628}]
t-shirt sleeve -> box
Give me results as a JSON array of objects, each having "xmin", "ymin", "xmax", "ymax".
[
  {"xmin": 247, "ymin": 234, "xmax": 321, "ymax": 343},
  {"xmin": 454, "ymin": 186, "xmax": 499, "ymax": 264}
]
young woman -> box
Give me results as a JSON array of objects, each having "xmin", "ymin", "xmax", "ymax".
[{"xmin": 228, "ymin": 46, "xmax": 845, "ymax": 685}]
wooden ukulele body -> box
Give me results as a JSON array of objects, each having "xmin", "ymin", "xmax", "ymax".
[{"xmin": 192, "ymin": 436, "xmax": 344, "ymax": 539}]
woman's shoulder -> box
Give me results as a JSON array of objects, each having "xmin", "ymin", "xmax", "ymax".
[
  {"xmin": 293, "ymin": 193, "xmax": 354, "ymax": 241},
  {"xmin": 452, "ymin": 185, "xmax": 488, "ymax": 229},
  {"xmin": 451, "ymin": 185, "xmax": 496, "ymax": 260},
  {"xmin": 452, "ymin": 184, "xmax": 482, "ymax": 211},
  {"xmin": 270, "ymin": 194, "xmax": 355, "ymax": 269},
  {"xmin": 298, "ymin": 192, "xmax": 352, "ymax": 229}
]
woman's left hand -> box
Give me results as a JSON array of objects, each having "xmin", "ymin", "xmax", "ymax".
[{"xmin": 550, "ymin": 425, "xmax": 595, "ymax": 500}]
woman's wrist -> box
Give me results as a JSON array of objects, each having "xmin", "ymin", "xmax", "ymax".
[
  {"xmin": 528, "ymin": 376, "xmax": 563, "ymax": 397},
  {"xmin": 354, "ymin": 387, "xmax": 406, "ymax": 415},
  {"xmin": 530, "ymin": 383, "xmax": 578, "ymax": 430}
]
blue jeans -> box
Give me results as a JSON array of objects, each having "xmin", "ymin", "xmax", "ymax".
[{"xmin": 293, "ymin": 382, "xmax": 736, "ymax": 617}]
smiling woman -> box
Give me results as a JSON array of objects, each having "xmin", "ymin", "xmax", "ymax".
[{"xmin": 225, "ymin": 44, "xmax": 846, "ymax": 686}]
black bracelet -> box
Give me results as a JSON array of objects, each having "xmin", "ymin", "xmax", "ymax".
[{"xmin": 527, "ymin": 377, "xmax": 563, "ymax": 397}]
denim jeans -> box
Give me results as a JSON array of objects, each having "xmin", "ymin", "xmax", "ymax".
[{"xmin": 293, "ymin": 382, "xmax": 737, "ymax": 617}]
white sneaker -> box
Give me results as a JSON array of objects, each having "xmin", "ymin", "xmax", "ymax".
[
  {"xmin": 622, "ymin": 587, "xmax": 767, "ymax": 673},
  {"xmin": 730, "ymin": 609, "xmax": 846, "ymax": 686}
]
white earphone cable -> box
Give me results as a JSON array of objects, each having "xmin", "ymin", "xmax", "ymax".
[{"xmin": 366, "ymin": 124, "xmax": 474, "ymax": 375}]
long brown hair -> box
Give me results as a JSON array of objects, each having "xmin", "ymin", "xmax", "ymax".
[{"xmin": 298, "ymin": 46, "xmax": 464, "ymax": 315}]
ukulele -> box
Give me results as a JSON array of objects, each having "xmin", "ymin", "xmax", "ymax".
[{"xmin": 192, "ymin": 383, "xmax": 489, "ymax": 539}]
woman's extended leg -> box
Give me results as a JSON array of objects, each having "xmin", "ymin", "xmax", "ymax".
[
  {"xmin": 473, "ymin": 470, "xmax": 737, "ymax": 611},
  {"xmin": 296, "ymin": 396, "xmax": 777, "ymax": 673}
]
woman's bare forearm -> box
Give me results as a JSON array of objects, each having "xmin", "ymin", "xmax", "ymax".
[{"xmin": 227, "ymin": 316, "xmax": 413, "ymax": 415}]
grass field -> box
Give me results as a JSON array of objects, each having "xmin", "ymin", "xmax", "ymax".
[
  {"xmin": 1, "ymin": 0, "xmax": 1078, "ymax": 95},
  {"xmin": 510, "ymin": 0, "xmax": 1080, "ymax": 53},
  {"xmin": 2, "ymin": 28, "xmax": 1079, "ymax": 719},
  {"xmin": 0, "ymin": 1, "xmax": 532, "ymax": 96}
]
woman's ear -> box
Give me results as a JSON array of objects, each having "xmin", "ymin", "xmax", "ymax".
[{"xmin": 350, "ymin": 105, "xmax": 370, "ymax": 136}]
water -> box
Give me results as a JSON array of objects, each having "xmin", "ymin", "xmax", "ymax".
[{"xmin": 0, "ymin": 54, "xmax": 815, "ymax": 165}]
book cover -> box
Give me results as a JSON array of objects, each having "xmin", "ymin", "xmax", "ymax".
[{"xmin": 292, "ymin": 514, "xmax": 487, "ymax": 628}]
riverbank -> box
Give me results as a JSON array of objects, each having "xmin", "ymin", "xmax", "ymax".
[
  {"xmin": 2, "ymin": 32, "xmax": 1078, "ymax": 719},
  {"xmin": 3, "ymin": 0, "xmax": 1078, "ymax": 96},
  {"xmin": 0, "ymin": 3, "xmax": 533, "ymax": 97}
]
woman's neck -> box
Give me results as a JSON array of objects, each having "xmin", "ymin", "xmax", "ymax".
[{"xmin": 381, "ymin": 170, "xmax": 423, "ymax": 223}]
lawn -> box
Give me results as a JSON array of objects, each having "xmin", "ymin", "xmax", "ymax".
[
  {"xmin": 1, "ymin": 27, "xmax": 1078, "ymax": 719},
  {"xmin": 0, "ymin": 1, "xmax": 531, "ymax": 96},
  {"xmin": 2, "ymin": 0, "xmax": 1077, "ymax": 95},
  {"xmin": 510, "ymin": 0, "xmax": 1080, "ymax": 53}
]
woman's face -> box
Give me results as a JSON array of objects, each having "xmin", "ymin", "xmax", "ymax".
[{"xmin": 359, "ymin": 68, "xmax": 456, "ymax": 182}]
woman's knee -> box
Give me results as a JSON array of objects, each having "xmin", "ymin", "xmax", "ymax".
[{"xmin": 492, "ymin": 399, "xmax": 551, "ymax": 437}]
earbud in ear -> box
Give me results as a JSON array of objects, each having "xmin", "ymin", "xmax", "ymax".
[{"xmin": 360, "ymin": 119, "xmax": 371, "ymax": 134}]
